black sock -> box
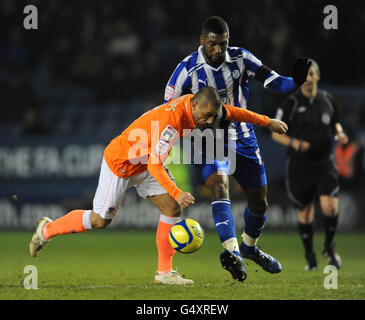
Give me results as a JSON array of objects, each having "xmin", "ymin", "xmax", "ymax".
[
  {"xmin": 323, "ymin": 215, "xmax": 338, "ymax": 246},
  {"xmin": 298, "ymin": 222, "xmax": 314, "ymax": 255}
]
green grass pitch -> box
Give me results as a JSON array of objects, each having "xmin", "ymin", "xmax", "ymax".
[{"xmin": 0, "ymin": 230, "xmax": 364, "ymax": 300}]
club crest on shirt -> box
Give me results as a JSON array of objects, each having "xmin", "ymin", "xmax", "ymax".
[
  {"xmin": 297, "ymin": 106, "xmax": 307, "ymax": 113},
  {"xmin": 322, "ymin": 113, "xmax": 330, "ymax": 125},
  {"xmin": 232, "ymin": 69, "xmax": 240, "ymax": 79}
]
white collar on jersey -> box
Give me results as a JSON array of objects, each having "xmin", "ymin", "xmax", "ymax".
[{"xmin": 196, "ymin": 46, "xmax": 233, "ymax": 66}]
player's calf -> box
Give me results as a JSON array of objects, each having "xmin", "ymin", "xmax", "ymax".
[{"xmin": 90, "ymin": 211, "xmax": 112, "ymax": 229}]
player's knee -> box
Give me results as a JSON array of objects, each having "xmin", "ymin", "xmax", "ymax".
[
  {"xmin": 165, "ymin": 204, "xmax": 182, "ymax": 218},
  {"xmin": 248, "ymin": 198, "xmax": 268, "ymax": 216},
  {"xmin": 205, "ymin": 176, "xmax": 229, "ymax": 199},
  {"xmin": 158, "ymin": 200, "xmax": 182, "ymax": 218},
  {"xmin": 322, "ymin": 203, "xmax": 338, "ymax": 216},
  {"xmin": 90, "ymin": 212, "xmax": 112, "ymax": 229}
]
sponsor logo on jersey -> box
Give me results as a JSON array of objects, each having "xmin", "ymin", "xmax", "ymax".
[
  {"xmin": 155, "ymin": 139, "xmax": 169, "ymax": 155},
  {"xmin": 155, "ymin": 125, "xmax": 178, "ymax": 155},
  {"xmin": 164, "ymin": 85, "xmax": 175, "ymax": 101},
  {"xmin": 161, "ymin": 125, "xmax": 178, "ymax": 143}
]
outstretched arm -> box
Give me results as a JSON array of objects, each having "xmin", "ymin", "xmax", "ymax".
[
  {"xmin": 256, "ymin": 58, "xmax": 312, "ymax": 94},
  {"xmin": 223, "ymin": 104, "xmax": 288, "ymax": 134}
]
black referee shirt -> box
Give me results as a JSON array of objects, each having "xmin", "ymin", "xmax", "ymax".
[{"xmin": 275, "ymin": 88, "xmax": 339, "ymax": 164}]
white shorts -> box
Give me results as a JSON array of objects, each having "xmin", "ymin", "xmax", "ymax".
[{"xmin": 93, "ymin": 158, "xmax": 175, "ymax": 219}]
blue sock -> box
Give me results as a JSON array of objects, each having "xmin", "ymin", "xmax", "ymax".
[
  {"xmin": 242, "ymin": 206, "xmax": 266, "ymax": 254},
  {"xmin": 212, "ymin": 199, "xmax": 239, "ymax": 256}
]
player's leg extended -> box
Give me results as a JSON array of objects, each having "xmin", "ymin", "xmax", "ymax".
[
  {"xmin": 202, "ymin": 161, "xmax": 246, "ymax": 282},
  {"xmin": 320, "ymin": 195, "xmax": 341, "ymax": 269},
  {"xmin": 234, "ymin": 153, "xmax": 282, "ymax": 273},
  {"xmin": 147, "ymin": 193, "xmax": 193, "ymax": 285},
  {"xmin": 29, "ymin": 157, "xmax": 122, "ymax": 257},
  {"xmin": 298, "ymin": 203, "xmax": 317, "ymax": 271},
  {"xmin": 29, "ymin": 209, "xmax": 96, "ymax": 257}
]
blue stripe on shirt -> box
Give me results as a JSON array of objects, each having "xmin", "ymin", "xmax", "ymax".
[
  {"xmin": 226, "ymin": 61, "xmax": 240, "ymax": 106},
  {"xmin": 213, "ymin": 68, "xmax": 227, "ymax": 97},
  {"xmin": 168, "ymin": 61, "xmax": 187, "ymax": 87}
]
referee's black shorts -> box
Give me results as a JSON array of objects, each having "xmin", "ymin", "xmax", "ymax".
[{"xmin": 285, "ymin": 157, "xmax": 339, "ymax": 209}]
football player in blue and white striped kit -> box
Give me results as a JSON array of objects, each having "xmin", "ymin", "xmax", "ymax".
[{"xmin": 164, "ymin": 16, "xmax": 311, "ymax": 282}]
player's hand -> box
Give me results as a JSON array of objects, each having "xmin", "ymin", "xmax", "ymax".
[
  {"xmin": 268, "ymin": 119, "xmax": 288, "ymax": 134},
  {"xmin": 335, "ymin": 132, "xmax": 349, "ymax": 145},
  {"xmin": 177, "ymin": 192, "xmax": 195, "ymax": 208},
  {"xmin": 292, "ymin": 139, "xmax": 310, "ymax": 152},
  {"xmin": 293, "ymin": 57, "xmax": 312, "ymax": 86}
]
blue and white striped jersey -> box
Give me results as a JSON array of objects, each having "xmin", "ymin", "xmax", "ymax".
[{"xmin": 164, "ymin": 46, "xmax": 281, "ymax": 144}]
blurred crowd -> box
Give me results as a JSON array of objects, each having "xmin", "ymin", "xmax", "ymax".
[{"xmin": 0, "ymin": 0, "xmax": 364, "ymax": 135}]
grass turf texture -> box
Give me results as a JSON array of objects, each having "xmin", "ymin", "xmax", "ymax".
[{"xmin": 0, "ymin": 230, "xmax": 364, "ymax": 300}]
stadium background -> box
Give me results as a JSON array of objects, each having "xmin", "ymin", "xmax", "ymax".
[{"xmin": 0, "ymin": 0, "xmax": 364, "ymax": 233}]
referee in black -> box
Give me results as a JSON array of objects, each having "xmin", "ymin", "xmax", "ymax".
[{"xmin": 272, "ymin": 59, "xmax": 348, "ymax": 271}]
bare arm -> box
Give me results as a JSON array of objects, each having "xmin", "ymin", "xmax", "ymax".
[
  {"xmin": 272, "ymin": 132, "xmax": 310, "ymax": 152},
  {"xmin": 334, "ymin": 122, "xmax": 349, "ymax": 145},
  {"xmin": 224, "ymin": 105, "xmax": 288, "ymax": 134}
]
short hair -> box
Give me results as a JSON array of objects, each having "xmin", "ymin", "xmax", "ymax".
[
  {"xmin": 308, "ymin": 58, "xmax": 320, "ymax": 74},
  {"xmin": 192, "ymin": 86, "xmax": 222, "ymax": 109},
  {"xmin": 201, "ymin": 16, "xmax": 229, "ymax": 36}
]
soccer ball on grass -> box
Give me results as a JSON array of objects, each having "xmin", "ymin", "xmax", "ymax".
[{"xmin": 169, "ymin": 218, "xmax": 204, "ymax": 254}]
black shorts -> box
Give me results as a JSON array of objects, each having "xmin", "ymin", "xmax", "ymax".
[{"xmin": 285, "ymin": 158, "xmax": 339, "ymax": 209}]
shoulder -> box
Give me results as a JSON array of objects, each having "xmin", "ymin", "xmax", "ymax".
[
  {"xmin": 228, "ymin": 47, "xmax": 260, "ymax": 61},
  {"xmin": 280, "ymin": 91, "xmax": 300, "ymax": 111},
  {"xmin": 319, "ymin": 89, "xmax": 334, "ymax": 101},
  {"xmin": 177, "ymin": 51, "xmax": 200, "ymax": 73},
  {"xmin": 286, "ymin": 90, "xmax": 300, "ymax": 104},
  {"xmin": 164, "ymin": 95, "xmax": 189, "ymax": 116},
  {"xmin": 227, "ymin": 46, "xmax": 251, "ymax": 57}
]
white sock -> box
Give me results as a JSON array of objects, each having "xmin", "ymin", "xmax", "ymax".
[
  {"xmin": 241, "ymin": 232, "xmax": 258, "ymax": 247},
  {"xmin": 82, "ymin": 210, "xmax": 92, "ymax": 230},
  {"xmin": 159, "ymin": 214, "xmax": 181, "ymax": 225},
  {"xmin": 222, "ymin": 237, "xmax": 239, "ymax": 252}
]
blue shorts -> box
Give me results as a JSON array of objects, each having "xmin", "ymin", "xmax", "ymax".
[{"xmin": 198, "ymin": 148, "xmax": 267, "ymax": 189}]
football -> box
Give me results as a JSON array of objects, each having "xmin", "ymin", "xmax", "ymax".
[{"xmin": 169, "ymin": 218, "xmax": 204, "ymax": 254}]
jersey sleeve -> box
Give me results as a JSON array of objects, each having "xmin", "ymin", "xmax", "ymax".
[
  {"xmin": 223, "ymin": 104, "xmax": 270, "ymax": 126},
  {"xmin": 147, "ymin": 110, "xmax": 183, "ymax": 200},
  {"xmin": 164, "ymin": 59, "xmax": 191, "ymax": 102},
  {"xmin": 240, "ymin": 49, "xmax": 296, "ymax": 93},
  {"xmin": 238, "ymin": 48, "xmax": 264, "ymax": 78}
]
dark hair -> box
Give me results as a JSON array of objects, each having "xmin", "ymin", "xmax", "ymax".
[
  {"xmin": 201, "ymin": 16, "xmax": 229, "ymax": 36},
  {"xmin": 192, "ymin": 87, "xmax": 222, "ymax": 109}
]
